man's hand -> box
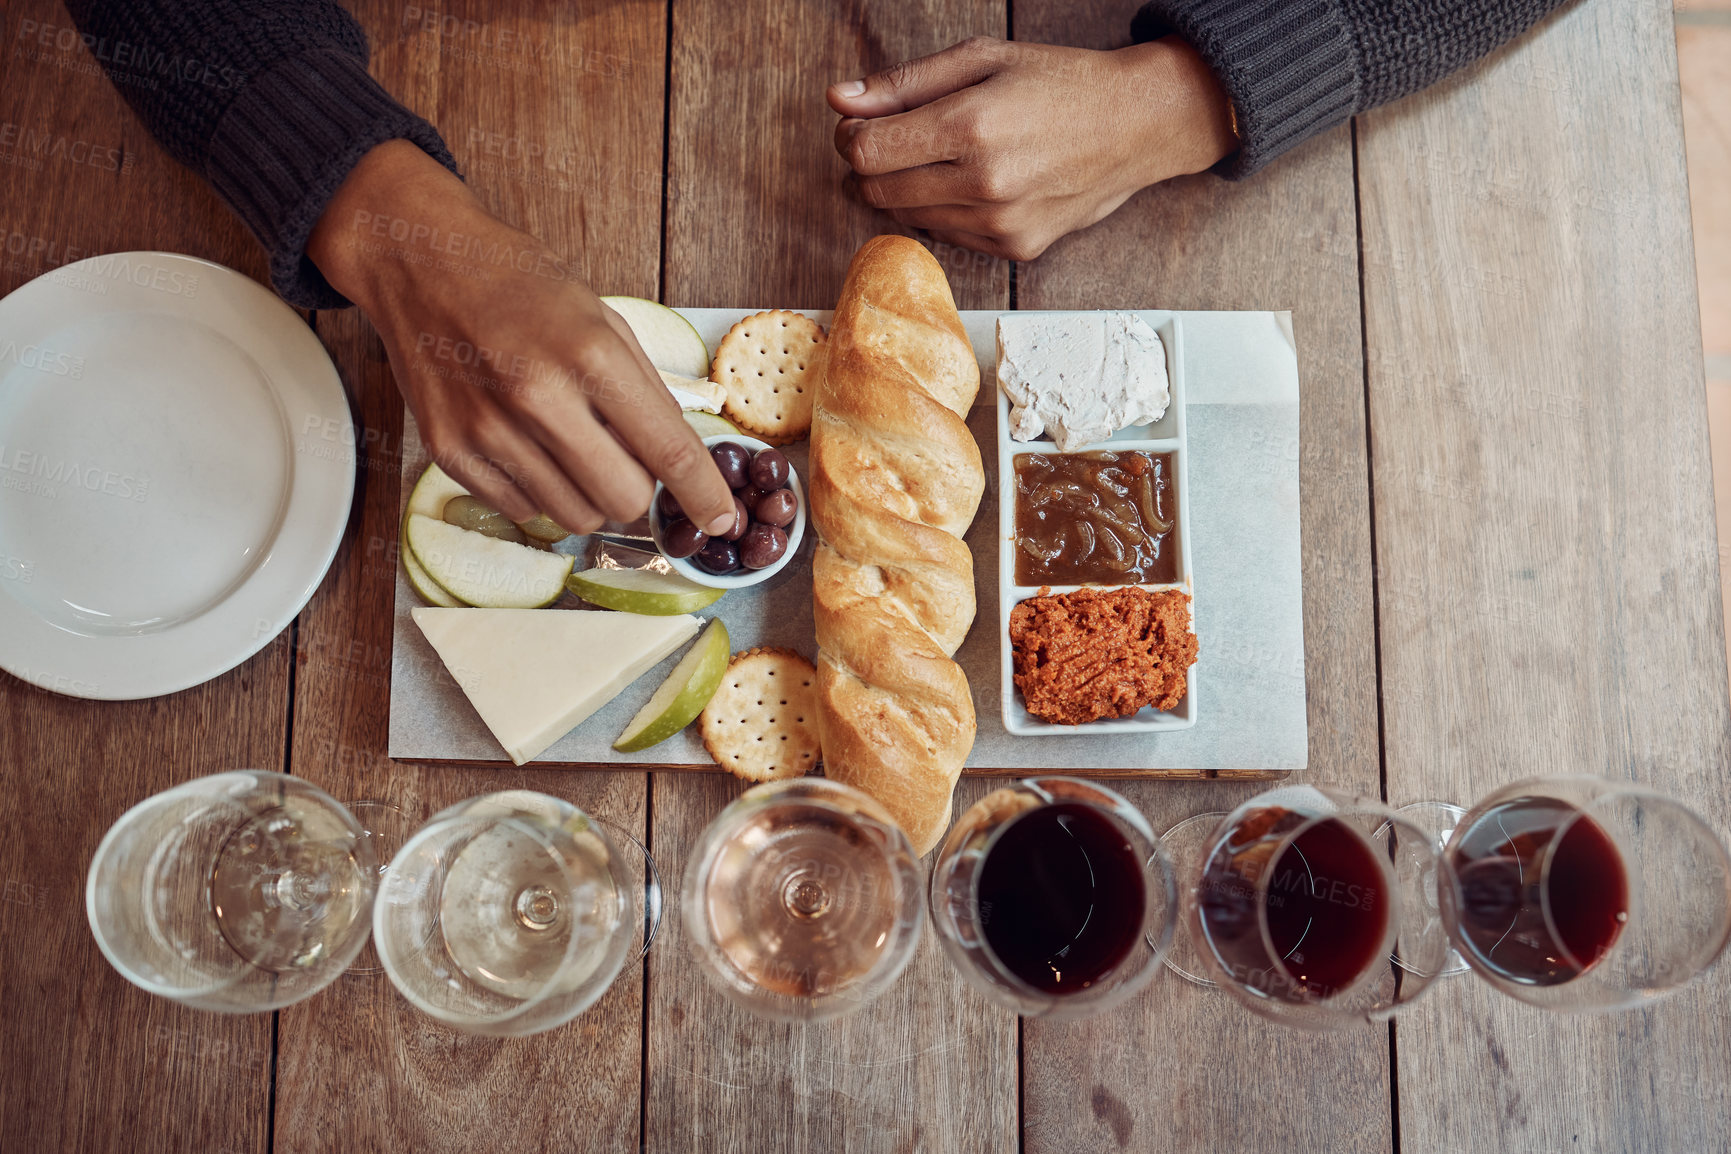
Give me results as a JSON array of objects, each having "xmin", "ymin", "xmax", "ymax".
[
  {"xmin": 307, "ymin": 141, "xmax": 735, "ymax": 537},
  {"xmin": 828, "ymin": 37, "xmax": 1237, "ymax": 261}
]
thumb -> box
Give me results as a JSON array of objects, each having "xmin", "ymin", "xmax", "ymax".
[{"xmin": 828, "ymin": 36, "xmax": 1009, "ymax": 117}]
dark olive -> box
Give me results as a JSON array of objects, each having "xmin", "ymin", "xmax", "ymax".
[
  {"xmin": 735, "ymin": 485, "xmax": 769, "ymax": 513},
  {"xmin": 660, "ymin": 518, "xmax": 706, "ymax": 559},
  {"xmin": 709, "ymin": 441, "xmax": 750, "ymax": 489},
  {"xmin": 755, "ymin": 487, "xmax": 798, "ymax": 528},
  {"xmin": 656, "ymin": 487, "xmax": 684, "ymax": 521},
  {"xmin": 693, "ymin": 537, "xmax": 740, "ymax": 574},
  {"xmin": 739, "ymin": 522, "xmax": 789, "ymax": 570},
  {"xmin": 721, "ymin": 496, "xmax": 750, "ymax": 541},
  {"xmin": 749, "ymin": 447, "xmax": 790, "ymax": 490}
]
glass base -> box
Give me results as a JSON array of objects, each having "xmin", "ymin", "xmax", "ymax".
[
  {"xmin": 1158, "ymin": 812, "xmax": 1229, "ymax": 989},
  {"xmin": 1389, "ymin": 800, "xmax": 1470, "ymax": 979}
]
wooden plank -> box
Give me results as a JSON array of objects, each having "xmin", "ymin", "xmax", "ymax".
[
  {"xmin": 1356, "ymin": 0, "xmax": 1731, "ymax": 1149},
  {"xmin": 272, "ymin": 2, "xmax": 666, "ymax": 1150},
  {"xmin": 275, "ymin": 311, "xmax": 653, "ymax": 1154},
  {"xmin": 1009, "ymin": 4, "xmax": 1390, "ymax": 1151},
  {"xmin": 664, "ymin": 0, "xmax": 1009, "ymax": 313},
  {"xmin": 395, "ymin": 756, "xmax": 1285, "ymax": 779},
  {"xmin": 651, "ymin": 3, "xmax": 1017, "ymax": 1151},
  {"xmin": 645, "ymin": 773, "xmax": 1018, "ymax": 1154},
  {"xmin": 0, "ymin": 2, "xmax": 289, "ymax": 1150}
]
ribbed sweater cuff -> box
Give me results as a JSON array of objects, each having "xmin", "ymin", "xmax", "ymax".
[
  {"xmin": 1133, "ymin": 0, "xmax": 1359, "ymax": 180},
  {"xmin": 206, "ymin": 51, "xmax": 458, "ymax": 309}
]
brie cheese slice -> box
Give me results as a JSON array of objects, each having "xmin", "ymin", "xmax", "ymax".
[
  {"xmin": 997, "ymin": 312, "xmax": 1169, "ymax": 452},
  {"xmin": 658, "ymin": 370, "xmax": 726, "ymax": 414},
  {"xmin": 412, "ymin": 607, "xmax": 701, "ymax": 764}
]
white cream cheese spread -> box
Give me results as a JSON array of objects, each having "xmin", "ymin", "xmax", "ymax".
[{"xmin": 997, "ymin": 312, "xmax": 1169, "ymax": 451}]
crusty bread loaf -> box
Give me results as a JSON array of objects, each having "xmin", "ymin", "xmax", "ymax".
[{"xmin": 809, "ymin": 236, "xmax": 983, "ymax": 855}]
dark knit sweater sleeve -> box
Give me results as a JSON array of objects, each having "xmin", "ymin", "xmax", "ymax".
[
  {"xmin": 62, "ymin": 0, "xmax": 459, "ymax": 308},
  {"xmin": 1132, "ymin": 0, "xmax": 1571, "ymax": 178}
]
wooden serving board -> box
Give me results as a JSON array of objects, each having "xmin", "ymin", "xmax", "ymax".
[{"xmin": 387, "ymin": 308, "xmax": 1305, "ymax": 776}]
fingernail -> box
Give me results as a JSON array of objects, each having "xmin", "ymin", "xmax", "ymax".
[
  {"xmin": 704, "ymin": 513, "xmax": 735, "ymax": 535},
  {"xmin": 835, "ymin": 79, "xmax": 866, "ymax": 98}
]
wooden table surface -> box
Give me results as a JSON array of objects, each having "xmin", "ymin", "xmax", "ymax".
[{"xmin": 2, "ymin": 0, "xmax": 1726, "ymax": 1150}]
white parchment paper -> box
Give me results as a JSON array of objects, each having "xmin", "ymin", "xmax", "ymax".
[{"xmin": 387, "ymin": 309, "xmax": 1305, "ymax": 773}]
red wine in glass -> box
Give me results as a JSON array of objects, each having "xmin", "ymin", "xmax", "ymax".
[
  {"xmin": 1447, "ymin": 797, "xmax": 1628, "ymax": 985},
  {"xmin": 976, "ymin": 803, "xmax": 1147, "ymax": 994},
  {"xmin": 1198, "ymin": 811, "xmax": 1392, "ymax": 1002}
]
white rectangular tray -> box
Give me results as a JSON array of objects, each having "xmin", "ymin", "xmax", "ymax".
[{"xmin": 996, "ymin": 312, "xmax": 1196, "ymax": 735}]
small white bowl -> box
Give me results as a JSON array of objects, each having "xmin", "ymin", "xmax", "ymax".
[{"xmin": 649, "ymin": 434, "xmax": 807, "ymax": 589}]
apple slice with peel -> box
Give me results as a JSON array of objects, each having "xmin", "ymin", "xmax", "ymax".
[
  {"xmin": 683, "ymin": 410, "xmax": 741, "ymax": 438},
  {"xmin": 601, "ymin": 296, "xmax": 710, "ymax": 379},
  {"xmin": 614, "ymin": 617, "xmax": 730, "ymax": 752},
  {"xmin": 566, "ymin": 567, "xmax": 725, "ymax": 615},
  {"xmin": 406, "ymin": 514, "xmax": 573, "ymax": 608},
  {"xmin": 402, "ymin": 463, "xmax": 469, "ymax": 606}
]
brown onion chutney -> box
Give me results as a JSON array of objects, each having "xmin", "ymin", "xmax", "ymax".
[{"xmin": 1013, "ymin": 450, "xmax": 1178, "ymax": 585}]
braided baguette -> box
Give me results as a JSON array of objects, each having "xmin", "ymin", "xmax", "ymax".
[{"xmin": 809, "ymin": 236, "xmax": 984, "ymax": 855}]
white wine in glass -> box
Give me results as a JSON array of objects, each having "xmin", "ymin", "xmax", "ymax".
[
  {"xmin": 683, "ymin": 778, "xmax": 924, "ymax": 1021},
  {"xmin": 86, "ymin": 770, "xmax": 378, "ymax": 1012},
  {"xmin": 373, "ymin": 790, "xmax": 659, "ymax": 1036}
]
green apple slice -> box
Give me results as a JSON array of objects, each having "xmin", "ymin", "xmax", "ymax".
[
  {"xmin": 565, "ymin": 567, "xmax": 726, "ymax": 615},
  {"xmin": 682, "ymin": 410, "xmax": 742, "ymax": 438},
  {"xmin": 614, "ymin": 618, "xmax": 730, "ymax": 752},
  {"xmin": 601, "ymin": 296, "xmax": 710, "ymax": 379},
  {"xmin": 406, "ymin": 514, "xmax": 573, "ymax": 608},
  {"xmin": 402, "ymin": 463, "xmax": 469, "ymax": 607}
]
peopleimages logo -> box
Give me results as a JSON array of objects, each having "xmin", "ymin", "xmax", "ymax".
[
  {"xmin": 80, "ymin": 252, "xmax": 200, "ymax": 297},
  {"xmin": 0, "ymin": 121, "xmax": 133, "ymax": 174},
  {"xmin": 0, "ymin": 339, "xmax": 83, "ymax": 378},
  {"xmin": 0, "ymin": 444, "xmax": 150, "ymax": 502}
]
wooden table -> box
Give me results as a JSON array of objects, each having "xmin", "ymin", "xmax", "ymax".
[{"xmin": 3, "ymin": 0, "xmax": 1725, "ymax": 1149}]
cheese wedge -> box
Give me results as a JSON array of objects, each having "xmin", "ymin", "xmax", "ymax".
[{"xmin": 412, "ymin": 607, "xmax": 702, "ymax": 764}]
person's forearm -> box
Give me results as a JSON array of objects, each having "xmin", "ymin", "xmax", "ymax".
[
  {"xmin": 62, "ymin": 0, "xmax": 458, "ymax": 308},
  {"xmin": 1133, "ymin": 0, "xmax": 1574, "ymax": 178}
]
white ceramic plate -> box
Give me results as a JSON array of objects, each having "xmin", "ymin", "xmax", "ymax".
[
  {"xmin": 0, "ymin": 252, "xmax": 354, "ymax": 699},
  {"xmin": 997, "ymin": 311, "xmax": 1196, "ymax": 735}
]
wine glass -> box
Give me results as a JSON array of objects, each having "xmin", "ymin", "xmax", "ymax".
[
  {"xmin": 342, "ymin": 799, "xmax": 419, "ymax": 977},
  {"xmin": 372, "ymin": 790, "xmax": 661, "ymax": 1036},
  {"xmin": 681, "ymin": 777, "xmax": 924, "ymax": 1022},
  {"xmin": 1188, "ymin": 784, "xmax": 1452, "ymax": 1028},
  {"xmin": 1158, "ymin": 809, "xmax": 1230, "ymax": 987},
  {"xmin": 86, "ymin": 770, "xmax": 378, "ymax": 1012},
  {"xmin": 1438, "ymin": 776, "xmax": 1731, "ymax": 1011},
  {"xmin": 929, "ymin": 777, "xmax": 1177, "ymax": 1020}
]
